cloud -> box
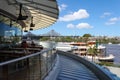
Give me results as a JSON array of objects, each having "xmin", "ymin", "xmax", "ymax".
[
  {"xmin": 105, "ymin": 17, "xmax": 120, "ymax": 25},
  {"xmin": 67, "ymin": 23, "xmax": 93, "ymax": 29},
  {"xmin": 109, "ymin": 17, "xmax": 120, "ymax": 22},
  {"xmin": 105, "ymin": 22, "xmax": 115, "ymax": 25},
  {"xmin": 76, "ymin": 23, "xmax": 93, "ymax": 29},
  {"xmin": 59, "ymin": 9, "xmax": 89, "ymax": 22},
  {"xmin": 59, "ymin": 4, "xmax": 67, "ymax": 11},
  {"xmin": 67, "ymin": 24, "xmax": 75, "ymax": 28},
  {"xmin": 101, "ymin": 12, "xmax": 111, "ymax": 18}
]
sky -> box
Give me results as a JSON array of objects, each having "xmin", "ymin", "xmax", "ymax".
[{"xmin": 31, "ymin": 0, "xmax": 120, "ymax": 36}]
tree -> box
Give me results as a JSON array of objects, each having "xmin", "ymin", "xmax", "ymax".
[
  {"xmin": 83, "ymin": 34, "xmax": 92, "ymax": 37},
  {"xmin": 87, "ymin": 46, "xmax": 97, "ymax": 62},
  {"xmin": 40, "ymin": 37, "xmax": 50, "ymax": 41},
  {"xmin": 82, "ymin": 34, "xmax": 92, "ymax": 42}
]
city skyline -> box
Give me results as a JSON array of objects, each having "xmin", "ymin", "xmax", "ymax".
[{"xmin": 29, "ymin": 0, "xmax": 120, "ymax": 36}]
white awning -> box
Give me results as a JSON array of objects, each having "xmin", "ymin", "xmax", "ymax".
[{"xmin": 0, "ymin": 0, "xmax": 59, "ymax": 31}]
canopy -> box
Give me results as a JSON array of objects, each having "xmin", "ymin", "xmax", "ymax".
[{"xmin": 0, "ymin": 0, "xmax": 59, "ymax": 31}]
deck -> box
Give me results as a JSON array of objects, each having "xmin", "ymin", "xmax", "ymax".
[{"xmin": 57, "ymin": 55, "xmax": 99, "ymax": 80}]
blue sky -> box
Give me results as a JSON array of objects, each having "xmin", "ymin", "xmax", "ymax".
[{"xmin": 31, "ymin": 0, "xmax": 120, "ymax": 36}]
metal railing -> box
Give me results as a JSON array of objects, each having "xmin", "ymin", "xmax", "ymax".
[
  {"xmin": 0, "ymin": 48, "xmax": 57, "ymax": 80},
  {"xmin": 58, "ymin": 50, "xmax": 120, "ymax": 80}
]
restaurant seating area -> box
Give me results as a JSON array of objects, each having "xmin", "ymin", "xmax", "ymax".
[
  {"xmin": 0, "ymin": 42, "xmax": 56, "ymax": 80},
  {"xmin": 0, "ymin": 0, "xmax": 59, "ymax": 80},
  {"xmin": 0, "ymin": 41, "xmax": 43, "ymax": 62}
]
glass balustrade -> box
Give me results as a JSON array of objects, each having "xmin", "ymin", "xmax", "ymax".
[{"xmin": 0, "ymin": 48, "xmax": 57, "ymax": 80}]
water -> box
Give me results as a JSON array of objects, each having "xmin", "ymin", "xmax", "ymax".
[{"xmin": 104, "ymin": 44, "xmax": 120, "ymax": 65}]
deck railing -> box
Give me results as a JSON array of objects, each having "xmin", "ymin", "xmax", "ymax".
[
  {"xmin": 0, "ymin": 48, "xmax": 57, "ymax": 80},
  {"xmin": 58, "ymin": 50, "xmax": 120, "ymax": 80}
]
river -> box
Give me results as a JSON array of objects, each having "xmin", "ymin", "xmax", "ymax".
[{"xmin": 104, "ymin": 44, "xmax": 120, "ymax": 65}]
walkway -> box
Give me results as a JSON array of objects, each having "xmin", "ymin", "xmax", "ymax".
[
  {"xmin": 56, "ymin": 55, "xmax": 99, "ymax": 80},
  {"xmin": 106, "ymin": 66, "xmax": 120, "ymax": 78}
]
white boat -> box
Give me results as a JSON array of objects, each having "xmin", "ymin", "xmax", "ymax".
[
  {"xmin": 98, "ymin": 54, "xmax": 114, "ymax": 62},
  {"xmin": 70, "ymin": 42, "xmax": 87, "ymax": 55},
  {"xmin": 97, "ymin": 45, "xmax": 105, "ymax": 49},
  {"xmin": 56, "ymin": 42, "xmax": 74, "ymax": 51},
  {"xmin": 108, "ymin": 42, "xmax": 112, "ymax": 44}
]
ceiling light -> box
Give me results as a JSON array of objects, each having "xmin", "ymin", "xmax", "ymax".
[
  {"xmin": 30, "ymin": 16, "xmax": 35, "ymax": 27},
  {"xmin": 17, "ymin": 4, "xmax": 28, "ymax": 20},
  {"xmin": 30, "ymin": 28, "xmax": 33, "ymax": 30},
  {"xmin": 24, "ymin": 30, "xmax": 28, "ymax": 32},
  {"xmin": 10, "ymin": 20, "xmax": 12, "ymax": 27}
]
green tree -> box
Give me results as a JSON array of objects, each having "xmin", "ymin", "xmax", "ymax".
[
  {"xmin": 82, "ymin": 34, "xmax": 92, "ymax": 42},
  {"xmin": 83, "ymin": 34, "xmax": 92, "ymax": 37},
  {"xmin": 65, "ymin": 36, "xmax": 73, "ymax": 42},
  {"xmin": 40, "ymin": 37, "xmax": 50, "ymax": 41},
  {"xmin": 87, "ymin": 46, "xmax": 97, "ymax": 62}
]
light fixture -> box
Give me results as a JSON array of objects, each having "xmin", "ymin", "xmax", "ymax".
[
  {"xmin": 17, "ymin": 4, "xmax": 28, "ymax": 20},
  {"xmin": 24, "ymin": 30, "xmax": 28, "ymax": 32},
  {"xmin": 30, "ymin": 23, "xmax": 35, "ymax": 27},
  {"xmin": 10, "ymin": 19, "xmax": 12, "ymax": 27},
  {"xmin": 24, "ymin": 27, "xmax": 28, "ymax": 32},
  {"xmin": 30, "ymin": 16, "xmax": 35, "ymax": 27},
  {"xmin": 29, "ymin": 28, "xmax": 33, "ymax": 30}
]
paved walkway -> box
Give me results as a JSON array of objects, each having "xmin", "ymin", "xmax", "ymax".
[
  {"xmin": 107, "ymin": 66, "xmax": 120, "ymax": 78},
  {"xmin": 57, "ymin": 55, "xmax": 99, "ymax": 80}
]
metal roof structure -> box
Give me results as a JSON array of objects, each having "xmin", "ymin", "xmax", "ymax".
[{"xmin": 0, "ymin": 0, "xmax": 59, "ymax": 31}]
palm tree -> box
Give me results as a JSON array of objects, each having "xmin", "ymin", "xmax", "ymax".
[{"xmin": 87, "ymin": 46, "xmax": 97, "ymax": 62}]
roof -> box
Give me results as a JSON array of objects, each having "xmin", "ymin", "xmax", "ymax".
[
  {"xmin": 70, "ymin": 42, "xmax": 87, "ymax": 46},
  {"xmin": 87, "ymin": 41, "xmax": 96, "ymax": 44},
  {"xmin": 0, "ymin": 0, "xmax": 59, "ymax": 31}
]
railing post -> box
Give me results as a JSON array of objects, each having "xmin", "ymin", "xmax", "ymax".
[
  {"xmin": 46, "ymin": 51, "xmax": 48, "ymax": 75},
  {"xmin": 39, "ymin": 54, "xmax": 41, "ymax": 80},
  {"xmin": 50, "ymin": 50, "xmax": 52, "ymax": 69}
]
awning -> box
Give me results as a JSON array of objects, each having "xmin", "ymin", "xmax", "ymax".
[{"xmin": 0, "ymin": 0, "xmax": 59, "ymax": 31}]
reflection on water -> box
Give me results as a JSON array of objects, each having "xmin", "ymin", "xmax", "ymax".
[{"xmin": 105, "ymin": 44, "xmax": 120, "ymax": 65}]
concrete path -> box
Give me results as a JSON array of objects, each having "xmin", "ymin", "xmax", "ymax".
[{"xmin": 107, "ymin": 66, "xmax": 120, "ymax": 78}]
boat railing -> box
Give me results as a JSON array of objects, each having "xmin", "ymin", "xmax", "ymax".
[{"xmin": 0, "ymin": 48, "xmax": 57, "ymax": 80}]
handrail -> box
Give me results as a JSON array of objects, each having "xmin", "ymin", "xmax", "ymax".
[
  {"xmin": 57, "ymin": 50, "xmax": 119, "ymax": 80},
  {"xmin": 0, "ymin": 49, "xmax": 51, "ymax": 66},
  {"xmin": 0, "ymin": 48, "xmax": 57, "ymax": 80}
]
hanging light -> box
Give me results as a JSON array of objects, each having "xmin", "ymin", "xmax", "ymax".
[
  {"xmin": 24, "ymin": 30, "xmax": 28, "ymax": 32},
  {"xmin": 17, "ymin": 4, "xmax": 28, "ymax": 20},
  {"xmin": 10, "ymin": 19, "xmax": 12, "ymax": 27},
  {"xmin": 30, "ymin": 16, "xmax": 35, "ymax": 27},
  {"xmin": 24, "ymin": 27, "xmax": 28, "ymax": 32},
  {"xmin": 29, "ymin": 28, "xmax": 33, "ymax": 31},
  {"xmin": 30, "ymin": 23, "xmax": 35, "ymax": 27}
]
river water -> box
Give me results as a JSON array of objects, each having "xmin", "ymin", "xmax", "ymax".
[
  {"xmin": 39, "ymin": 41, "xmax": 120, "ymax": 65},
  {"xmin": 104, "ymin": 44, "xmax": 120, "ymax": 65}
]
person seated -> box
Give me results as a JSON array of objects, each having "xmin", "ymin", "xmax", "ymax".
[
  {"xmin": 21, "ymin": 40, "xmax": 28, "ymax": 48},
  {"xmin": 31, "ymin": 41, "xmax": 35, "ymax": 47}
]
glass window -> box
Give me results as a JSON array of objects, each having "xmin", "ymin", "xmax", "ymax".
[{"xmin": 0, "ymin": 15, "xmax": 22, "ymax": 46}]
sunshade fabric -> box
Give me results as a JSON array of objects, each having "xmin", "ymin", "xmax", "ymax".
[{"xmin": 0, "ymin": 0, "xmax": 59, "ymax": 31}]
